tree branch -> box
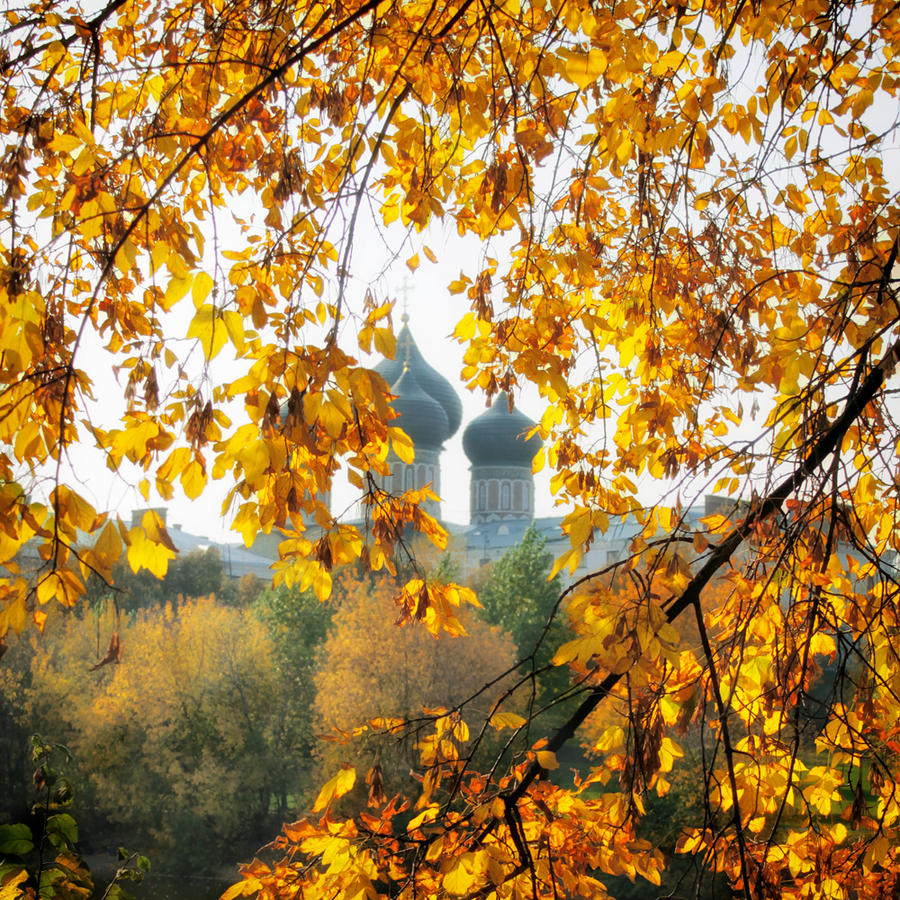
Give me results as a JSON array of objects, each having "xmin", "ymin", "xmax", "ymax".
[{"xmin": 503, "ymin": 328, "xmax": 900, "ymax": 805}]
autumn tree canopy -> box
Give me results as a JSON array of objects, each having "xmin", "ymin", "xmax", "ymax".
[
  {"xmin": 8, "ymin": 597, "xmax": 297, "ymax": 866},
  {"xmin": 3, "ymin": 0, "xmax": 900, "ymax": 896},
  {"xmin": 314, "ymin": 569, "xmax": 518, "ymax": 786}
]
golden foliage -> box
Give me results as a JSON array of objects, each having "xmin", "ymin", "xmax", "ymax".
[
  {"xmin": 314, "ymin": 570, "xmax": 518, "ymax": 784},
  {"xmin": 3, "ymin": 0, "xmax": 900, "ymax": 895}
]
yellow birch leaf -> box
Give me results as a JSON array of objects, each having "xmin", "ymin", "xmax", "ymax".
[
  {"xmin": 426, "ymin": 836, "xmax": 445, "ymax": 862},
  {"xmin": 490, "ymin": 711, "xmax": 527, "ymax": 730},
  {"xmin": 93, "ymin": 520, "xmax": 123, "ymax": 570},
  {"xmin": 163, "ymin": 275, "xmax": 193, "ymax": 310},
  {"xmin": 312, "ymin": 765, "xmax": 356, "ymax": 813},
  {"xmin": 390, "ymin": 427, "xmax": 415, "ymax": 464},
  {"xmin": 126, "ymin": 529, "xmax": 175, "ymax": 578},
  {"xmin": 536, "ymin": 750, "xmax": 559, "ymax": 770},
  {"xmin": 312, "ymin": 565, "xmax": 332, "ymax": 601},
  {"xmin": 561, "ymin": 49, "xmax": 607, "ymax": 89},
  {"xmin": 180, "ymin": 460, "xmax": 206, "ymax": 499},
  {"xmin": 0, "ymin": 867, "xmax": 29, "ymax": 900},
  {"xmin": 374, "ymin": 327, "xmax": 396, "ymax": 360},
  {"xmin": 443, "ymin": 855, "xmax": 476, "ymax": 896},
  {"xmin": 0, "ymin": 595, "xmax": 28, "ymax": 635},
  {"xmin": 187, "ymin": 306, "xmax": 228, "ymax": 360},
  {"xmin": 563, "ymin": 507, "xmax": 592, "ymax": 546},
  {"xmin": 548, "ymin": 548, "xmax": 574, "ymax": 580},
  {"xmin": 222, "ymin": 310, "xmax": 245, "ymax": 353},
  {"xmin": 192, "ymin": 271, "xmax": 214, "ymax": 307}
]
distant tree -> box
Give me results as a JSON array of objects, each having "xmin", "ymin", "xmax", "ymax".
[
  {"xmin": 0, "ymin": 636, "xmax": 33, "ymax": 822},
  {"xmin": 314, "ymin": 570, "xmax": 518, "ymax": 791},
  {"xmin": 479, "ymin": 527, "xmax": 568, "ymax": 707},
  {"xmin": 87, "ymin": 548, "xmax": 243, "ymax": 611},
  {"xmin": 22, "ymin": 598, "xmax": 297, "ymax": 871},
  {"xmin": 0, "ymin": 736, "xmax": 150, "ymax": 900},
  {"xmin": 253, "ymin": 582, "xmax": 334, "ymax": 807}
]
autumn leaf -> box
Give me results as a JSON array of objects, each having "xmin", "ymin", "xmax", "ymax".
[
  {"xmin": 6, "ymin": 0, "xmax": 900, "ymax": 896},
  {"xmin": 89, "ymin": 631, "xmax": 122, "ymax": 671},
  {"xmin": 489, "ymin": 711, "xmax": 527, "ymax": 730},
  {"xmin": 312, "ymin": 765, "xmax": 356, "ymax": 813}
]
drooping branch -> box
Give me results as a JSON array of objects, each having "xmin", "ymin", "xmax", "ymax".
[{"xmin": 503, "ymin": 328, "xmax": 900, "ymax": 806}]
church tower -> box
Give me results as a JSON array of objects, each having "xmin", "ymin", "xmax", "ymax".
[
  {"xmin": 463, "ymin": 392, "xmax": 542, "ymax": 524},
  {"xmin": 375, "ymin": 315, "xmax": 461, "ymax": 517}
]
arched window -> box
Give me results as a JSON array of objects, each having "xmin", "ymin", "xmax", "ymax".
[
  {"xmin": 479, "ymin": 482, "xmax": 487, "ymax": 510},
  {"xmin": 513, "ymin": 481, "xmax": 523, "ymax": 510},
  {"xmin": 501, "ymin": 482, "xmax": 510, "ymax": 510}
]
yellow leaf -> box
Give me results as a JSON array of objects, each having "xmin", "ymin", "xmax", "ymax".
[
  {"xmin": 426, "ymin": 836, "xmax": 444, "ymax": 862},
  {"xmin": 0, "ymin": 595, "xmax": 28, "ymax": 635},
  {"xmin": 187, "ymin": 305, "xmax": 228, "ymax": 360},
  {"xmin": 453, "ymin": 313, "xmax": 476, "ymax": 341},
  {"xmin": 407, "ymin": 805, "xmax": 439, "ymax": 831},
  {"xmin": 548, "ymin": 548, "xmax": 575, "ymax": 580},
  {"xmin": 126, "ymin": 523, "xmax": 176, "ymax": 578},
  {"xmin": 448, "ymin": 274, "xmax": 471, "ymax": 294},
  {"xmin": 312, "ymin": 765, "xmax": 356, "ymax": 813},
  {"xmin": 222, "ymin": 310, "xmax": 245, "ymax": 353},
  {"xmin": 658, "ymin": 506, "xmax": 674, "ymax": 531},
  {"xmin": 0, "ymin": 868, "xmax": 29, "ymax": 900},
  {"xmin": 192, "ymin": 271, "xmax": 214, "ymax": 307},
  {"xmin": 560, "ymin": 48, "xmax": 607, "ymax": 89},
  {"xmin": 563, "ymin": 507, "xmax": 592, "ymax": 547},
  {"xmin": 390, "ymin": 427, "xmax": 415, "ymax": 464},
  {"xmin": 220, "ymin": 880, "xmax": 262, "ymax": 900},
  {"xmin": 593, "ymin": 726, "xmax": 624, "ymax": 753},
  {"xmin": 443, "ymin": 854, "xmax": 477, "ymax": 896},
  {"xmin": 374, "ymin": 328, "xmax": 396, "ymax": 360},
  {"xmin": 490, "ymin": 711, "xmax": 527, "ymax": 730},
  {"xmin": 180, "ymin": 459, "xmax": 206, "ymax": 499},
  {"xmin": 312, "ymin": 565, "xmax": 332, "ymax": 601},
  {"xmin": 536, "ymin": 750, "xmax": 559, "ymax": 770},
  {"xmin": 163, "ymin": 275, "xmax": 192, "ymax": 310},
  {"xmin": 54, "ymin": 485, "xmax": 97, "ymax": 533},
  {"xmin": 380, "ymin": 196, "xmax": 400, "ymax": 225},
  {"xmin": 92, "ymin": 520, "xmax": 123, "ymax": 570}
]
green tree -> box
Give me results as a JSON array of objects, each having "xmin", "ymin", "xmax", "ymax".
[
  {"xmin": 253, "ymin": 583, "xmax": 333, "ymax": 808},
  {"xmin": 480, "ymin": 527, "xmax": 562, "ymax": 660},
  {"xmin": 87, "ymin": 548, "xmax": 244, "ymax": 611},
  {"xmin": 479, "ymin": 527, "xmax": 568, "ymax": 701}
]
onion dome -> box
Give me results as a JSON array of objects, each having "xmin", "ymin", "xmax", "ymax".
[
  {"xmin": 463, "ymin": 392, "xmax": 542, "ymax": 467},
  {"xmin": 390, "ymin": 366, "xmax": 449, "ymax": 451},
  {"xmin": 375, "ymin": 319, "xmax": 463, "ymax": 437}
]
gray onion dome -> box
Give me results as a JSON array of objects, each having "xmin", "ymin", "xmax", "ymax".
[
  {"xmin": 463, "ymin": 392, "xmax": 542, "ymax": 467},
  {"xmin": 375, "ymin": 320, "xmax": 463, "ymax": 438},
  {"xmin": 390, "ymin": 367, "xmax": 449, "ymax": 451}
]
